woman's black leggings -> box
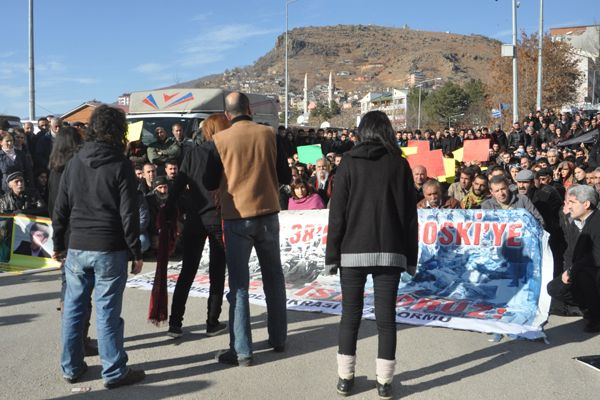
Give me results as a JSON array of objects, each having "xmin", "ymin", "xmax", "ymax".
[{"xmin": 338, "ymin": 267, "xmax": 401, "ymax": 360}]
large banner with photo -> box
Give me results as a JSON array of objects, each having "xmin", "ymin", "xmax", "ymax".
[
  {"xmin": 0, "ymin": 214, "xmax": 60, "ymax": 273},
  {"xmin": 127, "ymin": 209, "xmax": 553, "ymax": 339}
]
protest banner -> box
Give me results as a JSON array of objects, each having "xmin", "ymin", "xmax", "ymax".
[
  {"xmin": 401, "ymin": 147, "xmax": 418, "ymax": 157},
  {"xmin": 407, "ymin": 149, "xmax": 446, "ymax": 178},
  {"xmin": 407, "ymin": 140, "xmax": 430, "ymax": 154},
  {"xmin": 126, "ymin": 120, "xmax": 144, "ymax": 143},
  {"xmin": 128, "ymin": 209, "xmax": 552, "ymax": 339},
  {"xmin": 0, "ymin": 214, "xmax": 13, "ymax": 263},
  {"xmin": 297, "ymin": 144, "xmax": 323, "ymax": 165},
  {"xmin": 462, "ymin": 139, "xmax": 490, "ymax": 163},
  {"xmin": 438, "ymin": 158, "xmax": 458, "ymax": 183},
  {"xmin": 1, "ymin": 215, "xmax": 61, "ymax": 273}
]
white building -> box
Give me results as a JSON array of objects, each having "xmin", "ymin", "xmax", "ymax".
[
  {"xmin": 550, "ymin": 25, "xmax": 600, "ymax": 105},
  {"xmin": 359, "ymin": 89, "xmax": 408, "ymax": 127}
]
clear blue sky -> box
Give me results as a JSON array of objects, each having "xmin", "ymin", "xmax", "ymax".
[{"xmin": 1, "ymin": 0, "xmax": 598, "ymax": 119}]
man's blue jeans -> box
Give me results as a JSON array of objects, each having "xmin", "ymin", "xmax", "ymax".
[
  {"xmin": 223, "ymin": 213, "xmax": 287, "ymax": 359},
  {"xmin": 61, "ymin": 249, "xmax": 129, "ymax": 383}
]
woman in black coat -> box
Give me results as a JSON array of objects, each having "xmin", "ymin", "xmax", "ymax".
[
  {"xmin": 326, "ymin": 111, "xmax": 418, "ymax": 399},
  {"xmin": 0, "ymin": 132, "xmax": 34, "ymax": 195}
]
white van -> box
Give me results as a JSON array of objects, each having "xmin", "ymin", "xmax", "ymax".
[{"xmin": 126, "ymin": 88, "xmax": 280, "ymax": 144}]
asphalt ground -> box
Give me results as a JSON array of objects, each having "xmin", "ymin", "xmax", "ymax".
[{"xmin": 1, "ymin": 263, "xmax": 600, "ymax": 400}]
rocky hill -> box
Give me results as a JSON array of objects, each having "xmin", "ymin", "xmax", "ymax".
[{"xmin": 176, "ymin": 25, "xmax": 500, "ymax": 97}]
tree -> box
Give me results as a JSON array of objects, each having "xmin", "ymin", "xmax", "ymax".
[
  {"xmin": 463, "ymin": 79, "xmax": 488, "ymax": 126},
  {"xmin": 422, "ymin": 81, "xmax": 470, "ymax": 126},
  {"xmin": 310, "ymin": 101, "xmax": 340, "ymax": 124},
  {"xmin": 488, "ymin": 32, "xmax": 582, "ymax": 124}
]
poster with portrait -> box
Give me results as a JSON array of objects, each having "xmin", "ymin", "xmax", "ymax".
[
  {"xmin": 7, "ymin": 215, "xmax": 60, "ymax": 272},
  {"xmin": 0, "ymin": 214, "xmax": 13, "ymax": 264}
]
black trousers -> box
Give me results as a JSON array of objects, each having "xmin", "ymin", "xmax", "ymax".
[
  {"xmin": 338, "ymin": 267, "xmax": 401, "ymax": 360},
  {"xmin": 547, "ymin": 267, "xmax": 600, "ymax": 321},
  {"xmin": 169, "ymin": 214, "xmax": 226, "ymax": 328}
]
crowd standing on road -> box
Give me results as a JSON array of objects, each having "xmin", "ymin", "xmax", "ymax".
[{"xmin": 3, "ymin": 101, "xmax": 600, "ymax": 398}]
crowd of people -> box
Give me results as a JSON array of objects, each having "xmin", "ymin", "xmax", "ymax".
[{"xmin": 3, "ymin": 100, "xmax": 600, "ymax": 398}]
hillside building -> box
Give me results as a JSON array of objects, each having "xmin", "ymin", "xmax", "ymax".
[
  {"xmin": 550, "ymin": 25, "xmax": 600, "ymax": 105},
  {"xmin": 359, "ymin": 89, "xmax": 408, "ymax": 128}
]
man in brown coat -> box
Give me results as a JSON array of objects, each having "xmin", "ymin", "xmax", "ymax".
[{"xmin": 204, "ymin": 92, "xmax": 291, "ymax": 366}]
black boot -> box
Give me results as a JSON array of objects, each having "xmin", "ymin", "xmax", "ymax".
[
  {"xmin": 336, "ymin": 377, "xmax": 354, "ymax": 397},
  {"xmin": 376, "ymin": 381, "xmax": 393, "ymax": 400}
]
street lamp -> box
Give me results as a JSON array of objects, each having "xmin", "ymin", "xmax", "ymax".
[
  {"xmin": 284, "ymin": 0, "xmax": 298, "ymax": 129},
  {"xmin": 448, "ymin": 113, "xmax": 465, "ymax": 129},
  {"xmin": 417, "ymin": 77, "xmax": 442, "ymax": 130}
]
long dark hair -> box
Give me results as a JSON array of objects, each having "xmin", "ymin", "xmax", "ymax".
[
  {"xmin": 357, "ymin": 110, "xmax": 401, "ymax": 155},
  {"xmin": 48, "ymin": 126, "xmax": 83, "ymax": 172}
]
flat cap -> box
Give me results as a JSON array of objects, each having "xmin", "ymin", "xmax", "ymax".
[{"xmin": 516, "ymin": 169, "xmax": 535, "ymax": 182}]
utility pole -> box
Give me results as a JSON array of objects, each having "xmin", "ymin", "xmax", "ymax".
[
  {"xmin": 536, "ymin": 0, "xmax": 544, "ymax": 111},
  {"xmin": 511, "ymin": 0, "xmax": 519, "ymax": 122},
  {"xmin": 284, "ymin": 0, "xmax": 297, "ymax": 129},
  {"xmin": 28, "ymin": 0, "xmax": 36, "ymax": 120},
  {"xmin": 512, "ymin": 0, "xmax": 519, "ymax": 123}
]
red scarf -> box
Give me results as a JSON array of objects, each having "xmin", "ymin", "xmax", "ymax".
[{"xmin": 148, "ymin": 206, "xmax": 177, "ymax": 325}]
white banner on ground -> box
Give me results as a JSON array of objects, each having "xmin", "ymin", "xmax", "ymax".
[{"xmin": 127, "ymin": 209, "xmax": 552, "ymax": 339}]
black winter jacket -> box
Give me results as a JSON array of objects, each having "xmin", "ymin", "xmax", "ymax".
[
  {"xmin": 169, "ymin": 143, "xmax": 219, "ymax": 226},
  {"xmin": 325, "ymin": 142, "xmax": 418, "ymax": 273},
  {"xmin": 52, "ymin": 142, "xmax": 141, "ymax": 260}
]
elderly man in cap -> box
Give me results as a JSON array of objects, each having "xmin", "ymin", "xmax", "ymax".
[{"xmin": 0, "ymin": 170, "xmax": 46, "ymax": 214}]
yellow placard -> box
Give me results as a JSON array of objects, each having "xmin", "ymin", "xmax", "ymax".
[
  {"xmin": 437, "ymin": 158, "xmax": 457, "ymax": 182},
  {"xmin": 452, "ymin": 148, "xmax": 464, "ymax": 162},
  {"xmin": 126, "ymin": 121, "xmax": 144, "ymax": 143},
  {"xmin": 401, "ymin": 147, "xmax": 418, "ymax": 157}
]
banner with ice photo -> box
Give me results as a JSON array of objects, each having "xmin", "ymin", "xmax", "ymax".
[
  {"xmin": 407, "ymin": 208, "xmax": 553, "ymax": 339},
  {"xmin": 127, "ymin": 209, "xmax": 552, "ymax": 339}
]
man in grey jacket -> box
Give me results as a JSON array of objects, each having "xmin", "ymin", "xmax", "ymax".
[{"xmin": 482, "ymin": 175, "xmax": 545, "ymax": 227}]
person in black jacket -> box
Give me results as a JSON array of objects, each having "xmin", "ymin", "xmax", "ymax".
[
  {"xmin": 166, "ymin": 113, "xmax": 229, "ymax": 339},
  {"xmin": 52, "ymin": 105, "xmax": 145, "ymax": 388},
  {"xmin": 326, "ymin": 111, "xmax": 418, "ymax": 399},
  {"xmin": 547, "ymin": 185, "xmax": 600, "ymax": 333}
]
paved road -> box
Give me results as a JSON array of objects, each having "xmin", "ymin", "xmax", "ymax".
[{"xmin": 1, "ymin": 264, "xmax": 599, "ymax": 400}]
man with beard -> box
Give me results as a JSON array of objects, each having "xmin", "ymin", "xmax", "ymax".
[
  {"xmin": 447, "ymin": 167, "xmax": 474, "ymax": 202},
  {"xmin": 461, "ymin": 174, "xmax": 490, "ymax": 209},
  {"xmin": 482, "ymin": 175, "xmax": 544, "ymax": 227}
]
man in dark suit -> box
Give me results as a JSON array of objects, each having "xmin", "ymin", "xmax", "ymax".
[
  {"xmin": 14, "ymin": 222, "xmax": 51, "ymax": 258},
  {"xmin": 547, "ymin": 185, "xmax": 600, "ymax": 333}
]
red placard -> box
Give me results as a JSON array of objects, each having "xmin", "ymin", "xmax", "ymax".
[
  {"xmin": 462, "ymin": 139, "xmax": 490, "ymax": 163},
  {"xmin": 407, "ymin": 149, "xmax": 445, "ymax": 178},
  {"xmin": 407, "ymin": 140, "xmax": 431, "ymax": 154}
]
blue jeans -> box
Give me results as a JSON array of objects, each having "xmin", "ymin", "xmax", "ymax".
[
  {"xmin": 61, "ymin": 249, "xmax": 129, "ymax": 383},
  {"xmin": 223, "ymin": 213, "xmax": 287, "ymax": 359}
]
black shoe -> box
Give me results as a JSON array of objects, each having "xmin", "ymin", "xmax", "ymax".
[
  {"xmin": 268, "ymin": 340, "xmax": 285, "ymax": 353},
  {"xmin": 215, "ymin": 349, "xmax": 252, "ymax": 367},
  {"xmin": 167, "ymin": 326, "xmax": 183, "ymax": 338},
  {"xmin": 104, "ymin": 368, "xmax": 146, "ymax": 389},
  {"xmin": 84, "ymin": 338, "xmax": 98, "ymax": 357},
  {"xmin": 63, "ymin": 363, "xmax": 88, "ymax": 384},
  {"xmin": 376, "ymin": 381, "xmax": 393, "ymax": 400},
  {"xmin": 206, "ymin": 322, "xmax": 227, "ymax": 337},
  {"xmin": 584, "ymin": 320, "xmax": 600, "ymax": 333},
  {"xmin": 336, "ymin": 377, "xmax": 354, "ymax": 396}
]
